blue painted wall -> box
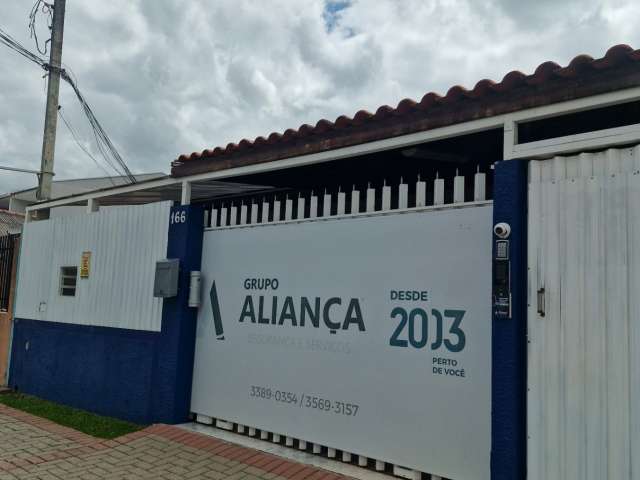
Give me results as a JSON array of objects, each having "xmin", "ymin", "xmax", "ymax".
[
  {"xmin": 491, "ymin": 160, "xmax": 528, "ymax": 480},
  {"xmin": 9, "ymin": 205, "xmax": 204, "ymax": 425}
]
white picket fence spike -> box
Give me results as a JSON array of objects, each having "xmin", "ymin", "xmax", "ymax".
[
  {"xmin": 398, "ymin": 182, "xmax": 408, "ymax": 209},
  {"xmin": 220, "ymin": 207, "xmax": 228, "ymax": 226},
  {"xmin": 415, "ymin": 180, "xmax": 426, "ymax": 207},
  {"xmin": 272, "ymin": 200, "xmax": 281, "ymax": 222},
  {"xmin": 382, "ymin": 184, "xmax": 391, "ymax": 211},
  {"xmin": 323, "ymin": 193, "xmax": 332, "ymax": 217},
  {"xmin": 285, "ymin": 197, "xmax": 293, "ymax": 220},
  {"xmin": 351, "ymin": 189, "xmax": 360, "ymax": 214},
  {"xmin": 366, "ymin": 185, "xmax": 376, "ymax": 212},
  {"xmin": 229, "ymin": 205, "xmax": 237, "ymax": 226},
  {"xmin": 309, "ymin": 194, "xmax": 318, "ymax": 218},
  {"xmin": 250, "ymin": 203, "xmax": 258, "ymax": 224},
  {"xmin": 297, "ymin": 196, "xmax": 306, "ymax": 219},
  {"xmin": 358, "ymin": 455, "xmax": 368, "ymax": 467},
  {"xmin": 240, "ymin": 204, "xmax": 248, "ymax": 225},
  {"xmin": 453, "ymin": 172, "xmax": 465, "ymax": 203},
  {"xmin": 474, "ymin": 170, "xmax": 486, "ymax": 201},
  {"xmin": 434, "ymin": 177, "xmax": 445, "ymax": 205},
  {"xmin": 285, "ymin": 436, "xmax": 294, "ymax": 447},
  {"xmin": 327, "ymin": 447, "xmax": 337, "ymax": 458},
  {"xmin": 312, "ymin": 443, "xmax": 322, "ymax": 454},
  {"xmin": 336, "ymin": 191, "xmax": 346, "ymax": 215},
  {"xmin": 211, "ymin": 209, "xmax": 218, "ymax": 228},
  {"xmin": 261, "ymin": 201, "xmax": 269, "ymax": 224},
  {"xmin": 298, "ymin": 440, "xmax": 307, "ymax": 450}
]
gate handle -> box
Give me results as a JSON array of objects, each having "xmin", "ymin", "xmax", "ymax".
[{"xmin": 537, "ymin": 288, "xmax": 545, "ymax": 317}]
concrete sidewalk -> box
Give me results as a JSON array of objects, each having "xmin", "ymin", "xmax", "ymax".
[{"xmin": 0, "ymin": 404, "xmax": 350, "ymax": 480}]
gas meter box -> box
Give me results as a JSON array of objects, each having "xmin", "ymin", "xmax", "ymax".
[{"xmin": 154, "ymin": 259, "xmax": 180, "ymax": 298}]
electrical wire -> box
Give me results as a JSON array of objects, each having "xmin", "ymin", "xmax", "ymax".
[
  {"xmin": 28, "ymin": 0, "xmax": 53, "ymax": 56},
  {"xmin": 0, "ymin": 25, "xmax": 137, "ymax": 185},
  {"xmin": 58, "ymin": 107, "xmax": 118, "ymax": 185}
]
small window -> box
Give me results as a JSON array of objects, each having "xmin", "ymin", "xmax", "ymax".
[{"xmin": 59, "ymin": 266, "xmax": 78, "ymax": 297}]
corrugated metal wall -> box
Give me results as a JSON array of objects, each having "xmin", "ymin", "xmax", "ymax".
[
  {"xmin": 528, "ymin": 146, "xmax": 640, "ymax": 480},
  {"xmin": 15, "ymin": 201, "xmax": 171, "ymax": 332}
]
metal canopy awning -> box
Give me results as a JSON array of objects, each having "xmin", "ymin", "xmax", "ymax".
[{"xmin": 27, "ymin": 175, "xmax": 277, "ymax": 212}]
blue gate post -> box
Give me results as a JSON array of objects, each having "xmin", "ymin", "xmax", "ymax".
[
  {"xmin": 491, "ymin": 159, "xmax": 528, "ymax": 480},
  {"xmin": 151, "ymin": 204, "xmax": 204, "ymax": 424}
]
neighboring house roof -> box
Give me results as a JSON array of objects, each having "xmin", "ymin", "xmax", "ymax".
[
  {"xmin": 0, "ymin": 173, "xmax": 166, "ymax": 210},
  {"xmin": 171, "ymin": 44, "xmax": 640, "ymax": 177},
  {"xmin": 0, "ymin": 210, "xmax": 24, "ymax": 236}
]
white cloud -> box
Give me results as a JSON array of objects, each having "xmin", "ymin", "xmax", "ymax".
[{"xmin": 0, "ymin": 0, "xmax": 638, "ymax": 194}]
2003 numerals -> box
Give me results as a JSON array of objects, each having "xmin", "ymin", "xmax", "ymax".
[{"xmin": 389, "ymin": 307, "xmax": 466, "ymax": 352}]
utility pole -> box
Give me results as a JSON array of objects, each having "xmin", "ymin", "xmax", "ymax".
[{"xmin": 36, "ymin": 0, "xmax": 66, "ymax": 201}]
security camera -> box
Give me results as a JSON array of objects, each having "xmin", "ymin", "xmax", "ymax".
[{"xmin": 494, "ymin": 222, "xmax": 511, "ymax": 239}]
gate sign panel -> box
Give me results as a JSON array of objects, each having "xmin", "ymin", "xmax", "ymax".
[{"xmin": 191, "ymin": 206, "xmax": 492, "ymax": 480}]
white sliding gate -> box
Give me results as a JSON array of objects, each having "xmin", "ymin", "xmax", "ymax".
[
  {"xmin": 527, "ymin": 146, "xmax": 640, "ymax": 480},
  {"xmin": 191, "ymin": 177, "xmax": 493, "ymax": 480}
]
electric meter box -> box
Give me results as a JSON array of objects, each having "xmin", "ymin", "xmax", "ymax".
[{"xmin": 154, "ymin": 259, "xmax": 180, "ymax": 298}]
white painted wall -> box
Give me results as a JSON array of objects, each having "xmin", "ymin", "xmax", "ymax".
[
  {"xmin": 15, "ymin": 201, "xmax": 171, "ymax": 332},
  {"xmin": 528, "ymin": 145, "xmax": 640, "ymax": 480}
]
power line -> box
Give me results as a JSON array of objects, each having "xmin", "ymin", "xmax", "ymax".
[
  {"xmin": 0, "ymin": 25, "xmax": 137, "ymax": 185},
  {"xmin": 28, "ymin": 0, "xmax": 53, "ymax": 56},
  {"xmin": 58, "ymin": 107, "xmax": 118, "ymax": 185}
]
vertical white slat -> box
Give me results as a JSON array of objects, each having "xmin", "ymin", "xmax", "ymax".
[
  {"xmin": 297, "ymin": 195, "xmax": 306, "ymax": 219},
  {"xmin": 350, "ymin": 187, "xmax": 360, "ymax": 214},
  {"xmin": 309, "ymin": 193, "xmax": 318, "ymax": 218},
  {"xmin": 273, "ymin": 433, "xmax": 281, "ymax": 443},
  {"xmin": 220, "ymin": 206, "xmax": 228, "ymax": 227},
  {"xmin": 629, "ymin": 171, "xmax": 640, "ymax": 480},
  {"xmin": 605, "ymin": 170, "xmax": 631, "ymax": 479},
  {"xmin": 474, "ymin": 168, "xmax": 486, "ymax": 201},
  {"xmin": 327, "ymin": 448, "xmax": 336, "ymax": 458},
  {"xmin": 203, "ymin": 209, "xmax": 210, "ymax": 228},
  {"xmin": 211, "ymin": 208, "xmax": 218, "ymax": 228},
  {"xmin": 312, "ymin": 443, "xmax": 322, "ymax": 454},
  {"xmin": 342, "ymin": 452, "xmax": 351, "ymax": 462},
  {"xmin": 358, "ymin": 456, "xmax": 367, "ymax": 467},
  {"xmin": 261, "ymin": 200, "xmax": 269, "ymax": 224},
  {"xmin": 272, "ymin": 199, "xmax": 281, "ymax": 222},
  {"xmin": 285, "ymin": 436, "xmax": 294, "ymax": 447},
  {"xmin": 239, "ymin": 204, "xmax": 247, "ymax": 225},
  {"xmin": 381, "ymin": 181, "xmax": 391, "ymax": 211},
  {"xmin": 323, "ymin": 191, "xmax": 332, "ymax": 217},
  {"xmin": 285, "ymin": 197, "xmax": 293, "ymax": 221},
  {"xmin": 248, "ymin": 427, "xmax": 256, "ymax": 436},
  {"xmin": 453, "ymin": 170, "xmax": 465, "ymax": 203},
  {"xmin": 229, "ymin": 205, "xmax": 237, "ymax": 226},
  {"xmin": 337, "ymin": 189, "xmax": 346, "ymax": 215},
  {"xmin": 261, "ymin": 430, "xmax": 269, "ymax": 440},
  {"xmin": 375, "ymin": 460, "xmax": 385, "ymax": 471},
  {"xmin": 563, "ymin": 172, "xmax": 585, "ymax": 480},
  {"xmin": 415, "ymin": 176, "xmax": 426, "ymax": 207},
  {"xmin": 434, "ymin": 174, "xmax": 444, "ymax": 205},
  {"xmin": 584, "ymin": 167, "xmax": 607, "ymax": 480},
  {"xmin": 366, "ymin": 184, "xmax": 376, "ymax": 212},
  {"xmin": 250, "ymin": 203, "xmax": 258, "ymax": 224},
  {"xmin": 398, "ymin": 179, "xmax": 408, "ymax": 209},
  {"xmin": 237, "ymin": 424, "xmax": 245, "ymax": 434},
  {"xmin": 299, "ymin": 440, "xmax": 307, "ymax": 450}
]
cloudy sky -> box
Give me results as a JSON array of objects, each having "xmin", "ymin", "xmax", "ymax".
[{"xmin": 1, "ymin": 0, "xmax": 639, "ymax": 195}]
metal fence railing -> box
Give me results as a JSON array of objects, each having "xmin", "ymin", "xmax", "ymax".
[{"xmin": 0, "ymin": 234, "xmax": 17, "ymax": 312}]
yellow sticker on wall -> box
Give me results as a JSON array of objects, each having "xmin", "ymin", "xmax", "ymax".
[{"xmin": 80, "ymin": 251, "xmax": 91, "ymax": 279}]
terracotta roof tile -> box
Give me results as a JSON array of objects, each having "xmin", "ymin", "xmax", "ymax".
[{"xmin": 172, "ymin": 44, "xmax": 640, "ymax": 176}]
